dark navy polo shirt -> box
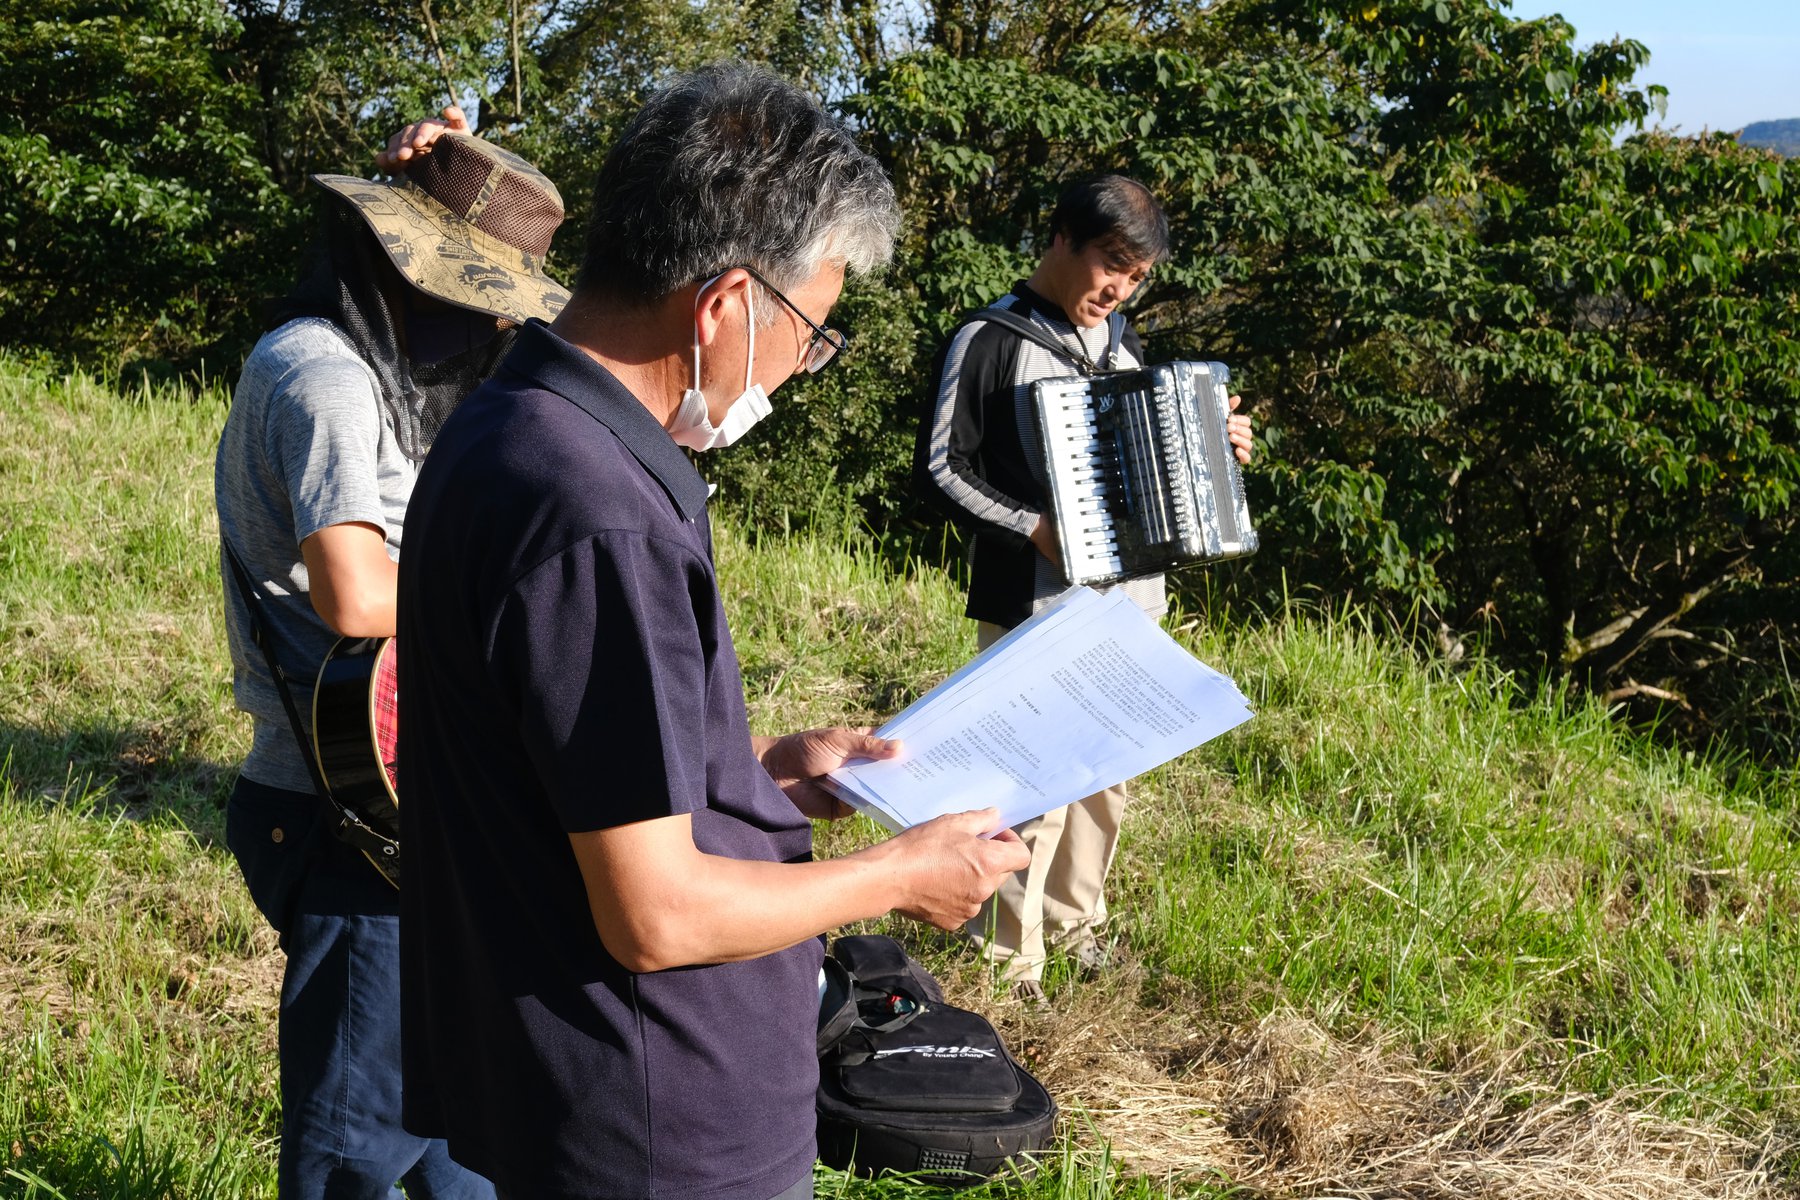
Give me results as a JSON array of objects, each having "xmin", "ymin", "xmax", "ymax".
[{"xmin": 396, "ymin": 319, "xmax": 820, "ymax": 1200}]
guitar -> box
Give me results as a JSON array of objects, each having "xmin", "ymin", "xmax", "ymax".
[{"xmin": 312, "ymin": 636, "xmax": 402, "ymax": 888}]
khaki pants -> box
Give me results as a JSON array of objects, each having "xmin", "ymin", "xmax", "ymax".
[{"xmin": 964, "ymin": 621, "xmax": 1128, "ymax": 983}]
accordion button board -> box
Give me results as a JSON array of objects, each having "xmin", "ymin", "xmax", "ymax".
[{"xmin": 1035, "ymin": 361, "xmax": 1258, "ymax": 588}]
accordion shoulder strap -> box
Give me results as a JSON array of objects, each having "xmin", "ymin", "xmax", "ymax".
[
  {"xmin": 1104, "ymin": 312, "xmax": 1126, "ymax": 370},
  {"xmin": 964, "ymin": 305, "xmax": 1104, "ymax": 376}
]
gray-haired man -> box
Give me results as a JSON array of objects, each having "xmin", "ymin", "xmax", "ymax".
[{"xmin": 395, "ymin": 64, "xmax": 1030, "ymax": 1200}]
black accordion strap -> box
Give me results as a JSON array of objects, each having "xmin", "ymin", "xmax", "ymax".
[
  {"xmin": 1104, "ymin": 312, "xmax": 1126, "ymax": 370},
  {"xmin": 964, "ymin": 306, "xmax": 1103, "ymax": 376}
]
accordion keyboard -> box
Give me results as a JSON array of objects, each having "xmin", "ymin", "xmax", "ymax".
[{"xmin": 1035, "ymin": 361, "xmax": 1257, "ymax": 587}]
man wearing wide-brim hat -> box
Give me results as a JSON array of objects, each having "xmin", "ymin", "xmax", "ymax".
[{"xmin": 213, "ymin": 122, "xmax": 565, "ymax": 1199}]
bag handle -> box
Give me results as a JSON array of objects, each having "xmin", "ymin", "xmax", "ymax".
[{"xmin": 817, "ymin": 955, "xmax": 931, "ymax": 1064}]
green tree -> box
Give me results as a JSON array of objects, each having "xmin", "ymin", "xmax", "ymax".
[
  {"xmin": 844, "ymin": 0, "xmax": 1800, "ymax": 760},
  {"xmin": 6, "ymin": 0, "xmax": 1794, "ymax": 758},
  {"xmin": 0, "ymin": 0, "xmax": 834, "ymax": 366},
  {"xmin": 0, "ymin": 0, "xmax": 295, "ymax": 367},
  {"xmin": 1236, "ymin": 0, "xmax": 1800, "ymax": 756}
]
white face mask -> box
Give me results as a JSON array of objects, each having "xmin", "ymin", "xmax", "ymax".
[{"xmin": 670, "ymin": 275, "xmax": 773, "ymax": 452}]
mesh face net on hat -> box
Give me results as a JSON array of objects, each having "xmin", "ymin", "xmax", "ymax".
[{"xmin": 312, "ymin": 133, "xmax": 570, "ymax": 326}]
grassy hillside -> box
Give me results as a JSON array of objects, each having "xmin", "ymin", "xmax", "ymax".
[{"xmin": 2, "ymin": 359, "xmax": 1796, "ymax": 1198}]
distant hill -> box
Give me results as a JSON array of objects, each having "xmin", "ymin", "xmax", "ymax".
[{"xmin": 1739, "ymin": 118, "xmax": 1800, "ymax": 156}]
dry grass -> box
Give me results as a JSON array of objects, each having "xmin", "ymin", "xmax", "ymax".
[{"xmin": 923, "ymin": 957, "xmax": 1787, "ymax": 1199}]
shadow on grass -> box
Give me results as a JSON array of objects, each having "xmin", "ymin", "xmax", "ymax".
[{"xmin": 0, "ymin": 718, "xmax": 234, "ymax": 842}]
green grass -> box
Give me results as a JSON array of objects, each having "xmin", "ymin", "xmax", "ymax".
[
  {"xmin": 719, "ymin": 523, "xmax": 1800, "ymax": 1125},
  {"xmin": 0, "ymin": 362, "xmax": 241, "ymax": 825},
  {"xmin": 1119, "ymin": 615, "xmax": 1800, "ymax": 1122},
  {"xmin": 2, "ymin": 356, "xmax": 1796, "ymax": 1197}
]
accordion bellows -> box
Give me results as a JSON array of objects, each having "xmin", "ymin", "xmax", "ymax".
[{"xmin": 1035, "ymin": 361, "xmax": 1258, "ymax": 587}]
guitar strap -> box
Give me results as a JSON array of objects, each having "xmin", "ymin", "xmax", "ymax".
[{"xmin": 220, "ymin": 539, "xmax": 401, "ymax": 882}]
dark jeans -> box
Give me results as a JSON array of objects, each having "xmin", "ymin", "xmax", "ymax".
[{"xmin": 227, "ymin": 775, "xmax": 496, "ymax": 1200}]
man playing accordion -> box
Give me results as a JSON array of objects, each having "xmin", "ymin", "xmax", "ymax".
[{"xmin": 913, "ymin": 175, "xmax": 1254, "ymax": 1002}]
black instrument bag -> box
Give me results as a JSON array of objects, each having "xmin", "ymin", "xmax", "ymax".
[{"xmin": 816, "ymin": 935, "xmax": 1057, "ymax": 1188}]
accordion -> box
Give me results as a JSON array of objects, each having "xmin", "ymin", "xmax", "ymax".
[{"xmin": 1034, "ymin": 361, "xmax": 1258, "ymax": 587}]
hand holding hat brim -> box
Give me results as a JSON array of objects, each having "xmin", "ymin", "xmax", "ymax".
[{"xmin": 313, "ymin": 174, "xmax": 570, "ymax": 327}]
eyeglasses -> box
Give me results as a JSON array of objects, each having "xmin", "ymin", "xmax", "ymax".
[{"xmin": 737, "ymin": 264, "xmax": 848, "ymax": 374}]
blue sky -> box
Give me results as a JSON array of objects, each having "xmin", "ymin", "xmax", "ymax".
[{"xmin": 1502, "ymin": 0, "xmax": 1800, "ymax": 133}]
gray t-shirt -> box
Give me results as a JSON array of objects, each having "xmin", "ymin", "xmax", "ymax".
[{"xmin": 215, "ymin": 318, "xmax": 416, "ymax": 792}]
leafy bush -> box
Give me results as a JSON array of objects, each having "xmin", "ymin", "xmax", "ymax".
[{"xmin": 5, "ymin": 0, "xmax": 1794, "ymax": 758}]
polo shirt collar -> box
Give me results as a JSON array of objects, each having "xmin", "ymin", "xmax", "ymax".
[{"xmin": 501, "ymin": 319, "xmax": 711, "ymax": 521}]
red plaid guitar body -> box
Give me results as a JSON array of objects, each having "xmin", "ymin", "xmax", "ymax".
[{"xmin": 312, "ymin": 637, "xmax": 402, "ymax": 887}]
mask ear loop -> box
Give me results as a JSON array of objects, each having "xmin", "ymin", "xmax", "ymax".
[
  {"xmin": 691, "ymin": 271, "xmax": 727, "ymax": 394},
  {"xmin": 743, "ymin": 285, "xmax": 756, "ymax": 391}
]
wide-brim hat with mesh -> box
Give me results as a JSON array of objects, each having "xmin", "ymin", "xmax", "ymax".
[{"xmin": 312, "ymin": 133, "xmax": 570, "ymax": 325}]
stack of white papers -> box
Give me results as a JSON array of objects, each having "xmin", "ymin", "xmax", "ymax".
[{"xmin": 826, "ymin": 586, "xmax": 1254, "ymax": 832}]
